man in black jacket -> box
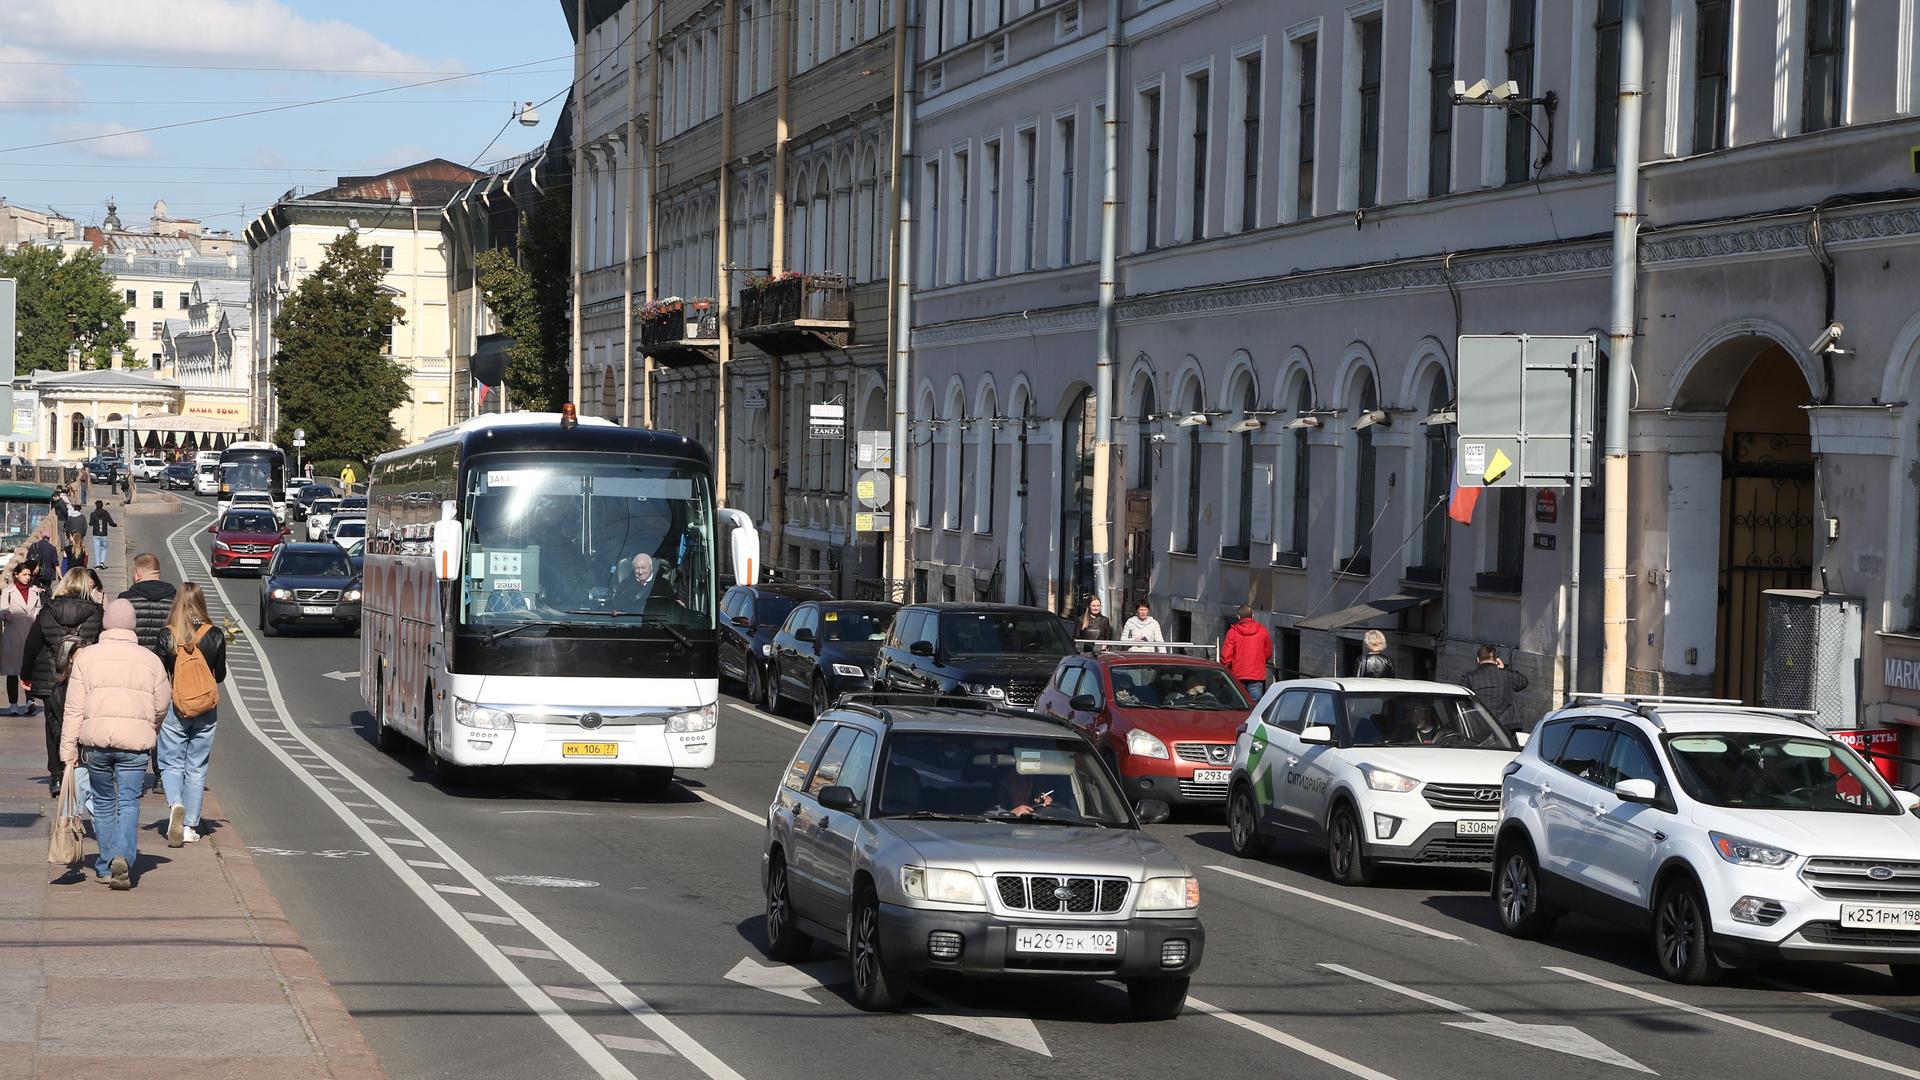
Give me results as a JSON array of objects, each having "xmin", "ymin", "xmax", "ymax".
[
  {"xmin": 27, "ymin": 530, "xmax": 59, "ymax": 590},
  {"xmin": 1460, "ymin": 644, "xmax": 1531, "ymax": 735},
  {"xmin": 119, "ymin": 553, "xmax": 177, "ymax": 658}
]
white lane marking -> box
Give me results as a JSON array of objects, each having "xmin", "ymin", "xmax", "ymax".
[
  {"xmin": 322, "ymin": 669, "xmax": 358, "ymax": 681},
  {"xmin": 362, "ymin": 818, "xmax": 399, "ymax": 826},
  {"xmin": 1204, "ymin": 864, "xmax": 1468, "ymax": 942},
  {"xmin": 465, "ymin": 912, "xmax": 520, "ymax": 927},
  {"xmin": 1548, "ymin": 966, "xmax": 1920, "ymax": 1079},
  {"xmin": 1758, "ymin": 978, "xmax": 1920, "ymax": 1028},
  {"xmin": 1188, "ymin": 996, "xmax": 1399, "ymax": 1080},
  {"xmin": 914, "ymin": 987, "xmax": 1053, "ymax": 1057},
  {"xmin": 384, "ymin": 837, "xmax": 428, "ymax": 848},
  {"xmin": 723, "ymin": 956, "xmax": 1051, "ymax": 1056},
  {"xmin": 596, "ymin": 1034, "xmax": 672, "ymax": 1056},
  {"xmin": 723, "ymin": 700, "xmax": 810, "ymax": 734},
  {"xmin": 543, "ymin": 985, "xmax": 613, "ymax": 1005},
  {"xmin": 501, "ymin": 946, "xmax": 561, "ymax": 961},
  {"xmin": 406, "ymin": 859, "xmax": 452, "ymax": 870},
  {"xmin": 498, "ymin": 809, "xmax": 593, "ymax": 816},
  {"xmin": 690, "ymin": 788, "xmax": 764, "ymax": 825},
  {"xmin": 1321, "ymin": 964, "xmax": 1652, "ymax": 1073},
  {"xmin": 725, "ymin": 955, "xmax": 832, "ymax": 1003},
  {"xmin": 432, "ymin": 884, "xmax": 484, "ymax": 897},
  {"xmin": 342, "ymin": 802, "xmax": 379, "ymax": 809},
  {"xmin": 172, "ymin": 510, "xmax": 750, "ymax": 1080},
  {"xmin": 493, "ymin": 875, "xmax": 600, "ymax": 889},
  {"xmin": 163, "ymin": 509, "xmax": 644, "ymax": 1080}
]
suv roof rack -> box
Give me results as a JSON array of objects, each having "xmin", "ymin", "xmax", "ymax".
[
  {"xmin": 1565, "ymin": 693, "xmax": 1824, "ymax": 733},
  {"xmin": 829, "ymin": 692, "xmax": 1081, "ymax": 733}
]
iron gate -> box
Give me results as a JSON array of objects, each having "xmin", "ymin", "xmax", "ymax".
[{"xmin": 1715, "ymin": 432, "xmax": 1813, "ymax": 703}]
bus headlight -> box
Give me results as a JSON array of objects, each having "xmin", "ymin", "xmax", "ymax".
[
  {"xmin": 667, "ymin": 705, "xmax": 716, "ymax": 733},
  {"xmin": 452, "ymin": 699, "xmax": 514, "ymax": 729}
]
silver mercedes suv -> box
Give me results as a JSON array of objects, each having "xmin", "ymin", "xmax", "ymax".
[{"xmin": 761, "ymin": 696, "xmax": 1205, "ymax": 1019}]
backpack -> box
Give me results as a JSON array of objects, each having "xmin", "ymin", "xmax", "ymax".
[
  {"xmin": 54, "ymin": 628, "xmax": 85, "ymax": 683},
  {"xmin": 173, "ymin": 624, "xmax": 220, "ymax": 718}
]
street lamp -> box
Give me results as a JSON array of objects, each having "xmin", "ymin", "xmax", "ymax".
[{"xmin": 292, "ymin": 427, "xmax": 307, "ymax": 479}]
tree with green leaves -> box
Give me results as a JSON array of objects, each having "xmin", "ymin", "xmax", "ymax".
[
  {"xmin": 474, "ymin": 186, "xmax": 571, "ymax": 412},
  {"xmin": 267, "ymin": 232, "xmax": 411, "ymax": 464},
  {"xmin": 0, "ymin": 244, "xmax": 131, "ymax": 370}
]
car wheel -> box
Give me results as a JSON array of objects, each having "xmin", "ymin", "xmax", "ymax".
[
  {"xmin": 849, "ymin": 885, "xmax": 909, "ymax": 1012},
  {"xmin": 1228, "ymin": 783, "xmax": 1270, "ymax": 858},
  {"xmin": 1125, "ymin": 977, "xmax": 1190, "ymax": 1021},
  {"xmin": 745, "ymin": 660, "xmax": 765, "ymax": 708},
  {"xmin": 810, "ymin": 676, "xmax": 831, "ymax": 721},
  {"xmin": 764, "ymin": 852, "xmax": 812, "ymax": 962},
  {"xmin": 1653, "ymin": 877, "xmax": 1722, "ymax": 984},
  {"xmin": 1891, "ymin": 965, "xmax": 1920, "ymax": 994},
  {"xmin": 1327, "ymin": 803, "xmax": 1377, "ymax": 886},
  {"xmin": 631, "ymin": 766, "xmax": 673, "ymax": 799},
  {"xmin": 766, "ymin": 669, "xmax": 785, "ymax": 715},
  {"xmin": 1493, "ymin": 841, "xmax": 1557, "ymax": 939},
  {"xmin": 258, "ymin": 603, "xmax": 277, "ymax": 637}
]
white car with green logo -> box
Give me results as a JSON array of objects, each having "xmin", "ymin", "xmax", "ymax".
[{"xmin": 1225, "ymin": 679, "xmax": 1522, "ymax": 885}]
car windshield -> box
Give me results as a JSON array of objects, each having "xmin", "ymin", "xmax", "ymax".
[
  {"xmin": 820, "ymin": 607, "xmax": 892, "ymax": 642},
  {"xmin": 340, "ymin": 497, "xmax": 368, "ymax": 511},
  {"xmin": 875, "ymin": 730, "xmax": 1134, "ymax": 827},
  {"xmin": 1665, "ymin": 733, "xmax": 1899, "ymax": 813},
  {"xmin": 938, "ymin": 611, "xmax": 1074, "ymax": 656},
  {"xmin": 277, "ymin": 550, "xmax": 351, "ymax": 576},
  {"xmin": 1108, "ymin": 665, "xmax": 1249, "ymax": 710},
  {"xmin": 1340, "ymin": 694, "xmax": 1513, "ymax": 749},
  {"xmin": 334, "ymin": 520, "xmax": 366, "ymax": 538},
  {"xmin": 223, "ymin": 512, "xmax": 277, "ymax": 533}
]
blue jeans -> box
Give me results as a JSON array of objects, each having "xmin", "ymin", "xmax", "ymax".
[
  {"xmin": 91, "ymin": 535, "xmax": 109, "ymax": 565},
  {"xmin": 82, "ymin": 747, "xmax": 147, "ymax": 878},
  {"xmin": 1241, "ymin": 679, "xmax": 1266, "ymax": 701},
  {"xmin": 158, "ymin": 705, "xmax": 218, "ymax": 827}
]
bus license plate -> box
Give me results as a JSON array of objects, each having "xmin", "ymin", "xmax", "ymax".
[
  {"xmin": 1455, "ymin": 819, "xmax": 1497, "ymax": 836},
  {"xmin": 562, "ymin": 742, "xmax": 618, "ymax": 759},
  {"xmin": 1013, "ymin": 928, "xmax": 1118, "ymax": 955}
]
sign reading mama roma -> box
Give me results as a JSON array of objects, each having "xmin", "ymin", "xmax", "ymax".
[{"xmin": 184, "ymin": 406, "xmax": 243, "ymax": 417}]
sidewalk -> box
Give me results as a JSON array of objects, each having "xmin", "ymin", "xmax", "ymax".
[{"xmin": 0, "ymin": 500, "xmax": 384, "ymax": 1078}]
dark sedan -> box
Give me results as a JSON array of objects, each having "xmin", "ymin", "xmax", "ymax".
[
  {"xmin": 162, "ymin": 462, "xmax": 196, "ymax": 490},
  {"xmin": 719, "ymin": 583, "xmax": 829, "ymax": 707},
  {"xmin": 258, "ymin": 542, "xmax": 362, "ymax": 635},
  {"xmin": 766, "ymin": 600, "xmax": 899, "ymax": 719}
]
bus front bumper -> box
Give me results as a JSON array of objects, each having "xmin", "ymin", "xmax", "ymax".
[{"xmin": 442, "ymin": 719, "xmax": 716, "ymax": 770}]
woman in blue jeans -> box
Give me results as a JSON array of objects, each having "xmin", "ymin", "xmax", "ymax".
[
  {"xmin": 157, "ymin": 582, "xmax": 226, "ymax": 847},
  {"xmin": 59, "ymin": 599, "xmax": 169, "ymax": 889}
]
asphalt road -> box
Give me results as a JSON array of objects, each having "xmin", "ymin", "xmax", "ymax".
[{"xmin": 137, "ymin": 499, "xmax": 1920, "ymax": 1080}]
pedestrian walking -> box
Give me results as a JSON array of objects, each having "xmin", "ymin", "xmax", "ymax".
[
  {"xmin": 1075, "ymin": 597, "xmax": 1113, "ymax": 649},
  {"xmin": 339, "ymin": 464, "xmax": 356, "ymax": 489},
  {"xmin": 61, "ymin": 490, "xmax": 86, "ymax": 550},
  {"xmin": 1120, "ymin": 601, "xmax": 1167, "ymax": 652},
  {"xmin": 157, "ymin": 582, "xmax": 226, "ymax": 847},
  {"xmin": 22, "ymin": 568, "xmax": 105, "ymax": 798},
  {"xmin": 1, "ymin": 559, "xmax": 43, "ymax": 714},
  {"xmin": 1460, "ymin": 644, "xmax": 1530, "ymax": 735},
  {"xmin": 1354, "ymin": 629, "xmax": 1396, "ymax": 679},
  {"xmin": 1221, "ymin": 605, "xmax": 1274, "ymax": 701},
  {"xmin": 88, "ymin": 500, "xmax": 117, "ymax": 569},
  {"xmin": 28, "ymin": 530, "xmax": 59, "ymax": 591},
  {"xmin": 61, "ymin": 598, "xmax": 170, "ymax": 890},
  {"xmin": 119, "ymin": 554, "xmax": 177, "ymax": 659}
]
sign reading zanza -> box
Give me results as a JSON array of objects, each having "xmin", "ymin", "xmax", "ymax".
[{"xmin": 1886, "ymin": 656, "xmax": 1920, "ymax": 691}]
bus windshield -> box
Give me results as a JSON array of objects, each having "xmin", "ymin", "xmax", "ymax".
[
  {"xmin": 458, "ymin": 454, "xmax": 715, "ymax": 633},
  {"xmin": 220, "ymin": 449, "xmax": 284, "ymax": 496}
]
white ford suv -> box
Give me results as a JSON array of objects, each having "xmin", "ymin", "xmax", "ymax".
[
  {"xmin": 1494, "ymin": 695, "xmax": 1920, "ymax": 988},
  {"xmin": 1227, "ymin": 679, "xmax": 1522, "ymax": 884}
]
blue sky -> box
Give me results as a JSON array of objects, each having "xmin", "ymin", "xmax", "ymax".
[{"xmin": 0, "ymin": 0, "xmax": 576, "ymax": 234}]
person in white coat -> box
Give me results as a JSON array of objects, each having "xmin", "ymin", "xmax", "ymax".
[
  {"xmin": 0, "ymin": 558, "xmax": 43, "ymax": 713},
  {"xmin": 1120, "ymin": 602, "xmax": 1166, "ymax": 653}
]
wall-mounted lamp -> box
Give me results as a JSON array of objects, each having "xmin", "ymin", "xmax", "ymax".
[
  {"xmin": 1421, "ymin": 408, "xmax": 1458, "ymax": 428},
  {"xmin": 1176, "ymin": 412, "xmax": 1215, "ymax": 428},
  {"xmin": 1353, "ymin": 409, "xmax": 1393, "ymax": 432}
]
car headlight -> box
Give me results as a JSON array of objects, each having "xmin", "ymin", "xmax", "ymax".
[
  {"xmin": 831, "ymin": 663, "xmax": 866, "ymax": 678},
  {"xmin": 1128, "ymin": 729, "xmax": 1169, "ymax": 759},
  {"xmin": 1137, "ymin": 876, "xmax": 1200, "ymax": 911},
  {"xmin": 1711, "ymin": 832, "xmax": 1795, "ymax": 868},
  {"xmin": 342, "ymin": 589, "xmax": 362, "ymax": 602},
  {"xmin": 452, "ymin": 699, "xmax": 514, "ymax": 730},
  {"xmin": 964, "ymin": 682, "xmax": 1005, "ymax": 699},
  {"xmin": 1360, "ymin": 764, "xmax": 1420, "ymax": 793},
  {"xmin": 901, "ymin": 865, "xmax": 985, "ymax": 905},
  {"xmin": 212, "ymin": 540, "xmax": 230, "ymax": 551},
  {"xmin": 269, "ymin": 587, "xmax": 292, "ymax": 600},
  {"xmin": 666, "ymin": 705, "xmax": 716, "ymax": 733}
]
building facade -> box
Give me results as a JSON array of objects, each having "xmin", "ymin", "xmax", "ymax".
[
  {"xmin": 245, "ymin": 160, "xmax": 482, "ymax": 447},
  {"xmin": 903, "ymin": 0, "xmax": 1920, "ymax": 769},
  {"xmin": 160, "ymin": 279, "xmax": 253, "ymax": 434}
]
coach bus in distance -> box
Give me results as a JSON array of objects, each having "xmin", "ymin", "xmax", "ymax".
[
  {"xmin": 359, "ymin": 411, "xmax": 758, "ymax": 795},
  {"xmin": 218, "ymin": 441, "xmax": 289, "ymax": 519}
]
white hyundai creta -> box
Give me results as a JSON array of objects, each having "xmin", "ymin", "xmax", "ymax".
[{"xmin": 1494, "ymin": 695, "xmax": 1920, "ymax": 988}]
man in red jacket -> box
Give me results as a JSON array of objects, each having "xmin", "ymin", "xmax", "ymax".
[{"xmin": 1220, "ymin": 605, "xmax": 1274, "ymax": 701}]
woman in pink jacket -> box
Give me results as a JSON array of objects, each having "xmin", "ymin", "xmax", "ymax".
[
  {"xmin": 60, "ymin": 599, "xmax": 170, "ymax": 890},
  {"xmin": 0, "ymin": 558, "xmax": 42, "ymax": 714}
]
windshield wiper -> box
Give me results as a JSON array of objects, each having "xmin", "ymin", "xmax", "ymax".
[
  {"xmin": 482, "ymin": 622, "xmax": 542, "ymax": 645},
  {"xmin": 895, "ymin": 811, "xmax": 995, "ymax": 823},
  {"xmin": 983, "ymin": 811, "xmax": 1108, "ymax": 828}
]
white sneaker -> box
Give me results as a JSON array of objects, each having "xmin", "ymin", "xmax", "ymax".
[
  {"xmin": 166, "ymin": 803, "xmax": 185, "ymax": 847},
  {"xmin": 182, "ymin": 826, "xmax": 201, "ymax": 843}
]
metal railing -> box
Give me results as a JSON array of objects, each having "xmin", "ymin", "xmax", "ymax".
[{"xmin": 1073, "ymin": 639, "xmax": 1220, "ymax": 660}]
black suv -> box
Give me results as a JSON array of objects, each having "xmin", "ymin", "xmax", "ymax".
[
  {"xmin": 720, "ymin": 583, "xmax": 829, "ymax": 706},
  {"xmin": 873, "ymin": 603, "xmax": 1075, "ymax": 708},
  {"xmin": 767, "ymin": 600, "xmax": 899, "ymax": 719}
]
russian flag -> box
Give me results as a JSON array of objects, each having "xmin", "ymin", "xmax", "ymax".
[{"xmin": 1448, "ymin": 459, "xmax": 1481, "ymax": 524}]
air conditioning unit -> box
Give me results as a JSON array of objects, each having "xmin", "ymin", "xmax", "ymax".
[{"xmin": 1760, "ymin": 590, "xmax": 1862, "ymax": 729}]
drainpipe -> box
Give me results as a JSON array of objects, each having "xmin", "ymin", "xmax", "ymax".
[
  {"xmin": 768, "ymin": 0, "xmax": 793, "ymax": 561},
  {"xmin": 715, "ymin": 0, "xmax": 740, "ymax": 506},
  {"xmin": 887, "ymin": 0, "xmax": 917, "ymax": 593},
  {"xmin": 623, "ymin": 19, "xmax": 639, "ymax": 428},
  {"xmin": 1090, "ymin": 0, "xmax": 1122, "ymax": 617},
  {"xmin": 570, "ymin": 0, "xmax": 586, "ymax": 408},
  {"xmin": 1601, "ymin": 0, "xmax": 1644, "ymax": 694},
  {"xmin": 644, "ymin": 5, "xmax": 660, "ymax": 427}
]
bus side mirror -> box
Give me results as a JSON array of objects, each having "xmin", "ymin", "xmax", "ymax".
[{"xmin": 432, "ymin": 500, "xmax": 461, "ymax": 582}]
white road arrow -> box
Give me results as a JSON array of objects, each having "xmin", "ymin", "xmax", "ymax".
[
  {"xmin": 322, "ymin": 670, "xmax": 358, "ymax": 682},
  {"xmin": 1321, "ymin": 964, "xmax": 1653, "ymax": 1074},
  {"xmin": 723, "ymin": 957, "xmax": 1051, "ymax": 1056},
  {"xmin": 723, "ymin": 956, "xmax": 836, "ymax": 1004}
]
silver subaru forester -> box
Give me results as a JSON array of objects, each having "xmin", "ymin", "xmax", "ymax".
[{"xmin": 761, "ymin": 698, "xmax": 1205, "ymax": 1020}]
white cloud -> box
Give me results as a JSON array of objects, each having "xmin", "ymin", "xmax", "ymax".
[
  {"xmin": 0, "ymin": 45, "xmax": 83, "ymax": 112},
  {"xmin": 50, "ymin": 122, "xmax": 158, "ymax": 159},
  {"xmin": 1, "ymin": 0, "xmax": 461, "ymax": 77}
]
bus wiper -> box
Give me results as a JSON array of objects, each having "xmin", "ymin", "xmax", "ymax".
[
  {"xmin": 483, "ymin": 622, "xmax": 542, "ymax": 645},
  {"xmin": 560, "ymin": 610, "xmax": 692, "ymax": 648}
]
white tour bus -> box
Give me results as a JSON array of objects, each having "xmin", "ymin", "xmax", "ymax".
[{"xmin": 360, "ymin": 411, "xmax": 758, "ymax": 794}]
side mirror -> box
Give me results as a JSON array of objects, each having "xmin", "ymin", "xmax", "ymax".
[
  {"xmin": 1514, "ymin": 730, "xmax": 1531, "ymax": 748},
  {"xmin": 431, "ymin": 500, "xmax": 462, "ymax": 582},
  {"xmin": 1300, "ymin": 724, "xmax": 1334, "ymax": 745},
  {"xmin": 817, "ymin": 785, "xmax": 858, "ymax": 812},
  {"xmin": 1069, "ymin": 693, "xmax": 1098, "ymax": 712},
  {"xmin": 1135, "ymin": 798, "xmax": 1172, "ymax": 825},
  {"xmin": 730, "ymin": 614, "xmax": 752, "ymax": 628},
  {"xmin": 1894, "ymin": 788, "xmax": 1919, "ymax": 813},
  {"xmin": 1613, "ymin": 778, "xmax": 1659, "ymax": 805},
  {"xmin": 794, "ymin": 627, "xmax": 815, "ymax": 643},
  {"xmin": 909, "ymin": 640, "xmax": 936, "ymax": 657},
  {"xmin": 206, "ymin": 524, "xmax": 217, "ymax": 533}
]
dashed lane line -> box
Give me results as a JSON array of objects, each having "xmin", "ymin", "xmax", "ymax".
[
  {"xmin": 1187, "ymin": 997, "xmax": 1399, "ymax": 1080},
  {"xmin": 723, "ymin": 700, "xmax": 810, "ymax": 734},
  {"xmin": 1204, "ymin": 864, "xmax": 1469, "ymax": 943}
]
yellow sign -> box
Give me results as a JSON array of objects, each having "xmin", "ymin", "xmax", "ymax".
[
  {"xmin": 856, "ymin": 477, "xmax": 877, "ymax": 501},
  {"xmin": 1483, "ymin": 448, "xmax": 1513, "ymax": 484},
  {"xmin": 855, "ymin": 512, "xmax": 875, "ymax": 532}
]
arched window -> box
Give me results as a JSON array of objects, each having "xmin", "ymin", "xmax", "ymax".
[
  {"xmin": 601, "ymin": 368, "xmax": 617, "ymax": 413},
  {"xmin": 1414, "ymin": 370, "xmax": 1452, "ymax": 580},
  {"xmin": 1179, "ymin": 380, "xmax": 1205, "ymax": 554},
  {"xmin": 1284, "ymin": 376, "xmax": 1313, "ymax": 562},
  {"xmin": 1227, "ymin": 372, "xmax": 1258, "ymax": 559},
  {"xmin": 837, "ymin": 151, "xmax": 856, "ymax": 276},
  {"xmin": 1059, "ymin": 387, "xmax": 1096, "ymax": 611},
  {"xmin": 1134, "ymin": 376, "xmax": 1157, "ymax": 493},
  {"xmin": 70, "ymin": 412, "xmax": 87, "ymax": 453},
  {"xmin": 1348, "ymin": 370, "xmax": 1379, "ymax": 572},
  {"xmin": 975, "ymin": 384, "xmax": 998, "ymax": 533}
]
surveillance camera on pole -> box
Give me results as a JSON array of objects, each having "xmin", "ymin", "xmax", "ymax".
[{"xmin": 514, "ymin": 101, "xmax": 541, "ymax": 127}]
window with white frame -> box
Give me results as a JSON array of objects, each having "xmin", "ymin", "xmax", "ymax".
[
  {"xmin": 924, "ymin": 158, "xmax": 943, "ymax": 287},
  {"xmin": 1804, "ymin": 0, "xmax": 1846, "ymax": 132},
  {"xmin": 1354, "ymin": 15, "xmax": 1384, "ymax": 209},
  {"xmin": 943, "ymin": 388, "xmax": 965, "ymax": 529},
  {"xmin": 1231, "ymin": 51, "xmax": 1263, "ymax": 231},
  {"xmin": 1346, "ymin": 370, "xmax": 1379, "ymax": 572},
  {"xmin": 975, "ymin": 387, "xmax": 998, "ymax": 534},
  {"xmin": 1594, "ymin": 0, "xmax": 1623, "ymax": 168},
  {"xmin": 1413, "ymin": 372, "xmax": 1451, "ymax": 579},
  {"xmin": 1226, "ymin": 371, "xmax": 1258, "ymax": 559},
  {"xmin": 1294, "ymin": 35, "xmax": 1319, "ymax": 219},
  {"xmin": 951, "ymin": 147, "xmax": 971, "ymax": 281},
  {"xmin": 1504, "ymin": 0, "xmax": 1536, "ymax": 183},
  {"xmin": 1177, "ymin": 380, "xmax": 1204, "ymax": 554},
  {"xmin": 1693, "ymin": 0, "xmax": 1732, "ymax": 152},
  {"xmin": 983, "ymin": 138, "xmax": 1003, "ymax": 276},
  {"xmin": 1137, "ymin": 86, "xmax": 1164, "ymax": 251},
  {"xmin": 1054, "ymin": 114, "xmax": 1077, "ymax": 266},
  {"xmin": 1180, "ymin": 67, "xmax": 1211, "ymax": 242},
  {"xmin": 1015, "ymin": 126, "xmax": 1038, "ymax": 271},
  {"xmin": 1285, "ymin": 377, "xmax": 1313, "ymax": 561},
  {"xmin": 1088, "ymin": 101, "xmax": 1105, "ymax": 262},
  {"xmin": 914, "ymin": 396, "xmax": 934, "ymax": 528},
  {"xmin": 1426, "ymin": 1, "xmax": 1456, "ymax": 195}
]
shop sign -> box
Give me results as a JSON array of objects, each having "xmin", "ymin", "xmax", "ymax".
[
  {"xmin": 1832, "ymin": 728, "xmax": 1902, "ymax": 787},
  {"xmin": 1534, "ymin": 490, "xmax": 1558, "ymax": 524},
  {"xmin": 1887, "ymin": 656, "xmax": 1920, "ymax": 692}
]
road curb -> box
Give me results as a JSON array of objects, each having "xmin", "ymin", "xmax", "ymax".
[{"xmin": 203, "ymin": 787, "xmax": 389, "ymax": 1080}]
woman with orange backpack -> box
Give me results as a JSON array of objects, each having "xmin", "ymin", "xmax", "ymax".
[{"xmin": 156, "ymin": 583, "xmax": 227, "ymax": 847}]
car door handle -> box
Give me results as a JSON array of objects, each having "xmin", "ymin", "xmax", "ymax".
[{"xmin": 1286, "ymin": 756, "xmax": 1299, "ymax": 766}]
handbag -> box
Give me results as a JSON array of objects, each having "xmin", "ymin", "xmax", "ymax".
[{"xmin": 47, "ymin": 763, "xmax": 86, "ymax": 868}]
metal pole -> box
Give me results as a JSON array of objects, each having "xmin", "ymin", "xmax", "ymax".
[
  {"xmin": 1090, "ymin": 0, "xmax": 1122, "ymax": 616},
  {"xmin": 1567, "ymin": 339, "xmax": 1587, "ymax": 696},
  {"xmin": 623, "ymin": 20, "xmax": 639, "ymax": 428},
  {"xmin": 644, "ymin": 4, "xmax": 660, "ymax": 428},
  {"xmin": 767, "ymin": 0, "xmax": 793, "ymax": 559},
  {"xmin": 887, "ymin": 0, "xmax": 916, "ymax": 590},
  {"xmin": 1601, "ymin": 0, "xmax": 1644, "ymax": 693},
  {"xmin": 714, "ymin": 0, "xmax": 739, "ymax": 505},
  {"xmin": 569, "ymin": 0, "xmax": 586, "ymax": 409}
]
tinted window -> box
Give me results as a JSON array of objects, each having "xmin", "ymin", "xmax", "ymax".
[
  {"xmin": 874, "ymin": 730, "xmax": 1135, "ymax": 825},
  {"xmin": 1532, "ymin": 719, "xmax": 1575, "ymax": 764},
  {"xmin": 276, "ymin": 550, "xmax": 351, "ymax": 577},
  {"xmin": 783, "ymin": 722, "xmax": 835, "ymax": 792},
  {"xmin": 1604, "ymin": 728, "xmax": 1663, "ymax": 788},
  {"xmin": 897, "ymin": 610, "xmax": 930, "ymax": 648},
  {"xmin": 1553, "ymin": 725, "xmax": 1615, "ymax": 786},
  {"xmin": 1339, "ymin": 693, "xmax": 1512, "ymax": 749},
  {"xmin": 754, "ymin": 593, "xmax": 800, "ymax": 627},
  {"xmin": 223, "ymin": 512, "xmax": 277, "ymax": 532},
  {"xmin": 808, "ymin": 726, "xmax": 862, "ymax": 796},
  {"xmin": 1271, "ymin": 691, "xmax": 1309, "ymax": 733},
  {"xmin": 819, "ymin": 607, "xmax": 892, "ymax": 642},
  {"xmin": 938, "ymin": 610, "xmax": 1075, "ymax": 655},
  {"xmin": 1665, "ymin": 732, "xmax": 1899, "ymax": 814},
  {"xmin": 837, "ymin": 729, "xmax": 879, "ymax": 803}
]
